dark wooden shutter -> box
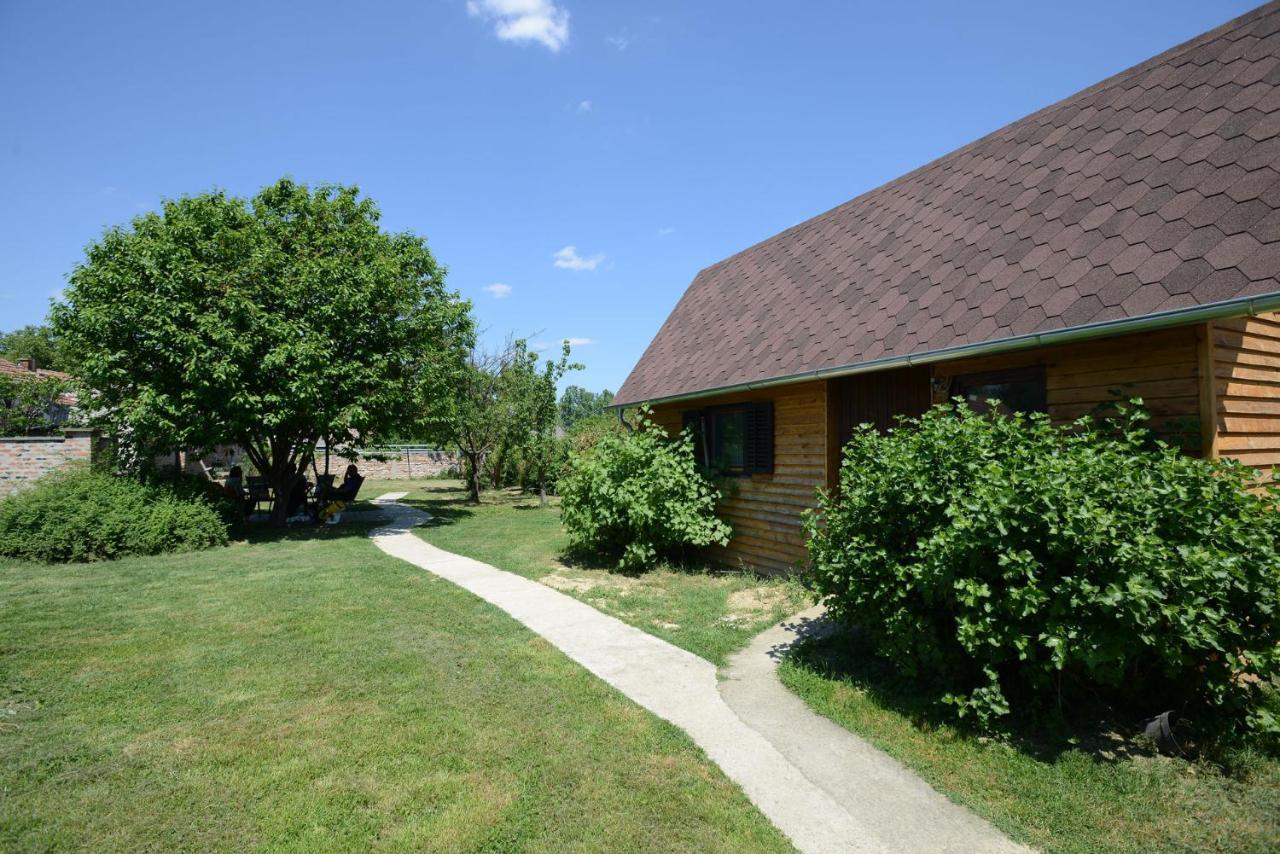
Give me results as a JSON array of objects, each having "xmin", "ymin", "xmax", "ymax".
[
  {"xmin": 682, "ymin": 410, "xmax": 707, "ymax": 466},
  {"xmin": 745, "ymin": 402, "xmax": 774, "ymax": 474}
]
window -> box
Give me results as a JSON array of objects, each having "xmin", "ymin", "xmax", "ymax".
[
  {"xmin": 682, "ymin": 401, "xmax": 773, "ymax": 475},
  {"xmin": 951, "ymin": 365, "xmax": 1047, "ymax": 415},
  {"xmin": 711, "ymin": 408, "xmax": 747, "ymax": 470}
]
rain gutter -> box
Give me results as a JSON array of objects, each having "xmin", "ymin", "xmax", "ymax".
[{"xmin": 611, "ymin": 291, "xmax": 1280, "ymax": 409}]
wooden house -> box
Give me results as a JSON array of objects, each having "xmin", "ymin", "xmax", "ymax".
[{"xmin": 613, "ymin": 2, "xmax": 1280, "ymax": 573}]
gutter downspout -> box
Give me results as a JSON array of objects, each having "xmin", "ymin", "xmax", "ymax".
[{"xmin": 611, "ymin": 291, "xmax": 1280, "ymax": 410}]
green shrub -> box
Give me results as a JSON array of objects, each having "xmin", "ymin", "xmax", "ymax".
[
  {"xmin": 560, "ymin": 409, "xmax": 731, "ymax": 571},
  {"xmin": 0, "ymin": 465, "xmax": 230, "ymax": 562},
  {"xmin": 805, "ymin": 402, "xmax": 1280, "ymax": 741}
]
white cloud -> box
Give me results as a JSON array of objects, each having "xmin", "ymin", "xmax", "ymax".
[
  {"xmin": 656, "ymin": 226, "xmax": 675, "ymax": 237},
  {"xmin": 576, "ymin": 99, "xmax": 592, "ymax": 112},
  {"xmin": 605, "ymin": 34, "xmax": 630, "ymax": 51},
  {"xmin": 553, "ymin": 245, "xmax": 604, "ymax": 271},
  {"xmin": 466, "ymin": 0, "xmax": 569, "ymax": 52},
  {"xmin": 482, "ymin": 282, "xmax": 512, "ymax": 299},
  {"xmin": 563, "ymin": 337, "xmax": 593, "ymax": 346}
]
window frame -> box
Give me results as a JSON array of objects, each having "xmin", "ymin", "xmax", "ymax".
[
  {"xmin": 950, "ymin": 364, "xmax": 1048, "ymax": 415},
  {"xmin": 708, "ymin": 405, "xmax": 749, "ymax": 474},
  {"xmin": 682, "ymin": 400, "xmax": 774, "ymax": 477}
]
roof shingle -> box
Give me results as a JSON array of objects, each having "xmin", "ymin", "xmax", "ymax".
[{"xmin": 616, "ymin": 1, "xmax": 1280, "ymax": 405}]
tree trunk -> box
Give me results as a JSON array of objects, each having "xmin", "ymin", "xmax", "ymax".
[
  {"xmin": 268, "ymin": 468, "xmax": 292, "ymax": 526},
  {"xmin": 490, "ymin": 442, "xmax": 504, "ymax": 490},
  {"xmin": 464, "ymin": 450, "xmax": 484, "ymax": 504}
]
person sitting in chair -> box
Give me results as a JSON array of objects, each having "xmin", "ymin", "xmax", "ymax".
[
  {"xmin": 283, "ymin": 462, "xmax": 311, "ymax": 522},
  {"xmin": 221, "ymin": 465, "xmax": 253, "ymax": 517},
  {"xmin": 318, "ymin": 464, "xmax": 363, "ymax": 524}
]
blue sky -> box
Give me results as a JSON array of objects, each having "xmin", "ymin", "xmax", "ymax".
[{"xmin": 0, "ymin": 0, "xmax": 1259, "ymax": 393}]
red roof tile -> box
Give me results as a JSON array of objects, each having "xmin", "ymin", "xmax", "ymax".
[
  {"xmin": 616, "ymin": 2, "xmax": 1280, "ymax": 405},
  {"xmin": 0, "ymin": 358, "xmax": 78, "ymax": 406}
]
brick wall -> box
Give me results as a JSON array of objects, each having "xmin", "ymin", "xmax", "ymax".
[
  {"xmin": 153, "ymin": 444, "xmax": 460, "ymax": 482},
  {"xmin": 353, "ymin": 448, "xmax": 459, "ymax": 480},
  {"xmin": 0, "ymin": 428, "xmax": 97, "ymax": 496}
]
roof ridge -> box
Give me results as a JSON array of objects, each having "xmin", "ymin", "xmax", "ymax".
[{"xmin": 696, "ymin": 0, "xmax": 1280, "ymax": 278}]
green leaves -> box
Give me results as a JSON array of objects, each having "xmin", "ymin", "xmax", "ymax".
[
  {"xmin": 806, "ymin": 401, "xmax": 1280, "ymax": 741},
  {"xmin": 0, "ymin": 373, "xmax": 77, "ymax": 436},
  {"xmin": 52, "ymin": 178, "xmax": 473, "ymax": 482},
  {"xmin": 559, "ymin": 407, "xmax": 732, "ymax": 571},
  {"xmin": 0, "ymin": 466, "xmax": 229, "ymax": 562}
]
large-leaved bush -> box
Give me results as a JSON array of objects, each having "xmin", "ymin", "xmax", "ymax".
[
  {"xmin": 0, "ymin": 466, "xmax": 231, "ymax": 562},
  {"xmin": 560, "ymin": 410, "xmax": 731, "ymax": 571},
  {"xmin": 806, "ymin": 402, "xmax": 1280, "ymax": 739}
]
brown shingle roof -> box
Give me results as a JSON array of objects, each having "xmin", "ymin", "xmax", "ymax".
[{"xmin": 616, "ymin": 2, "xmax": 1280, "ymax": 406}]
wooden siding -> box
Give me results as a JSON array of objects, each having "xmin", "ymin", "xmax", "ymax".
[
  {"xmin": 647, "ymin": 324, "xmax": 1220, "ymax": 574},
  {"xmin": 1212, "ymin": 311, "xmax": 1280, "ymax": 474},
  {"xmin": 649, "ymin": 381, "xmax": 828, "ymax": 574},
  {"xmin": 932, "ymin": 325, "xmax": 1202, "ymax": 443}
]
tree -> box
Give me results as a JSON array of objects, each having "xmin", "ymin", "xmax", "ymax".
[
  {"xmin": 435, "ymin": 338, "xmax": 577, "ymax": 504},
  {"xmin": 518, "ymin": 342, "xmax": 579, "ymax": 504},
  {"xmin": 0, "ymin": 372, "xmax": 77, "ymax": 436},
  {"xmin": 0, "ymin": 324, "xmax": 67, "ymax": 371},
  {"xmin": 440, "ymin": 344, "xmax": 516, "ymax": 505},
  {"xmin": 559, "ymin": 385, "xmax": 613, "ymax": 431},
  {"xmin": 53, "ymin": 178, "xmax": 473, "ymax": 522}
]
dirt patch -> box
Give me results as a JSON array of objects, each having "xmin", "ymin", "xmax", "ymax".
[
  {"xmin": 725, "ymin": 587, "xmax": 791, "ymax": 621},
  {"xmin": 541, "ymin": 573, "xmax": 603, "ymax": 594},
  {"xmin": 541, "ymin": 570, "xmax": 638, "ymax": 595}
]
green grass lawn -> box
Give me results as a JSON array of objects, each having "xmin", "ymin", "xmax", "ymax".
[
  {"xmin": 361, "ymin": 478, "xmax": 1280, "ymax": 852},
  {"xmin": 780, "ymin": 636, "xmax": 1280, "ymax": 853},
  {"xmin": 1, "ymin": 525, "xmax": 791, "ymax": 851},
  {"xmin": 375, "ymin": 479, "xmax": 811, "ymax": 666}
]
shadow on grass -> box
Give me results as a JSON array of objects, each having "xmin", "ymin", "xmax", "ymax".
[
  {"xmin": 237, "ymin": 518, "xmax": 386, "ymax": 545},
  {"xmin": 398, "ymin": 496, "xmax": 476, "ymax": 527},
  {"xmin": 786, "ymin": 628, "xmax": 1167, "ymax": 767},
  {"xmin": 415, "ymin": 484, "xmax": 475, "ymax": 495},
  {"xmin": 555, "ymin": 544, "xmax": 780, "ymax": 582}
]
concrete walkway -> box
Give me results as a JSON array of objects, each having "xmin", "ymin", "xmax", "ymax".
[
  {"xmin": 721, "ymin": 606, "xmax": 1024, "ymax": 853},
  {"xmin": 368, "ymin": 495, "xmax": 1024, "ymax": 854}
]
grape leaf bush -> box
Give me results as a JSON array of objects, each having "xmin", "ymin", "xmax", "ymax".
[
  {"xmin": 805, "ymin": 402, "xmax": 1280, "ymax": 741},
  {"xmin": 0, "ymin": 466, "xmax": 231, "ymax": 563},
  {"xmin": 560, "ymin": 410, "xmax": 731, "ymax": 571}
]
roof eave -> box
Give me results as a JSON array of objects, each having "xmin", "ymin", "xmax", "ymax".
[{"xmin": 611, "ymin": 290, "xmax": 1280, "ymax": 409}]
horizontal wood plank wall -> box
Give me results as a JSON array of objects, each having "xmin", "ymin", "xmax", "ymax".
[
  {"xmin": 932, "ymin": 325, "xmax": 1201, "ymax": 441},
  {"xmin": 645, "ymin": 325, "xmax": 1206, "ymax": 574},
  {"xmin": 649, "ymin": 380, "xmax": 828, "ymax": 574},
  {"xmin": 1213, "ymin": 311, "xmax": 1280, "ymax": 475}
]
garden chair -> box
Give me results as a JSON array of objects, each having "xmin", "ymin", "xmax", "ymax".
[
  {"xmin": 317, "ymin": 474, "xmax": 364, "ymax": 525},
  {"xmin": 246, "ymin": 476, "xmax": 273, "ymax": 516}
]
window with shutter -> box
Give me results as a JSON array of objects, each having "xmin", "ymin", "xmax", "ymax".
[
  {"xmin": 681, "ymin": 409, "xmax": 707, "ymax": 467},
  {"xmin": 745, "ymin": 401, "xmax": 774, "ymax": 474},
  {"xmin": 683, "ymin": 402, "xmax": 774, "ymax": 476}
]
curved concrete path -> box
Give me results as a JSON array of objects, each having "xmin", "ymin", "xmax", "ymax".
[
  {"xmin": 368, "ymin": 495, "xmax": 1023, "ymax": 854},
  {"xmin": 721, "ymin": 606, "xmax": 1024, "ymax": 853}
]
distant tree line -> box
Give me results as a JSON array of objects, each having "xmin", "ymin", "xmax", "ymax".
[{"xmin": 0, "ymin": 323, "xmax": 67, "ymax": 372}]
